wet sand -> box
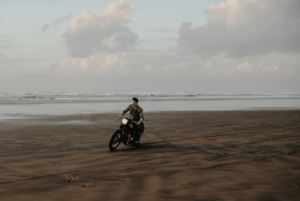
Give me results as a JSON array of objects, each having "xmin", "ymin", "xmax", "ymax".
[{"xmin": 0, "ymin": 110, "xmax": 300, "ymax": 201}]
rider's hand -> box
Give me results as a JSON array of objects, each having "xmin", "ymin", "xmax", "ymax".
[{"xmin": 137, "ymin": 122, "xmax": 140, "ymax": 125}]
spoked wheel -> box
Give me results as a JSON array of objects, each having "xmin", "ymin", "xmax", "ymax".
[{"xmin": 109, "ymin": 129, "xmax": 121, "ymax": 151}]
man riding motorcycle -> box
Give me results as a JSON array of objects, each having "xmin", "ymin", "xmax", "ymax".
[{"xmin": 119, "ymin": 97, "xmax": 145, "ymax": 144}]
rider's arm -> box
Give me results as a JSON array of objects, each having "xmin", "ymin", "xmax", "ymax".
[
  {"xmin": 138, "ymin": 109, "xmax": 144, "ymax": 123},
  {"xmin": 121, "ymin": 105, "xmax": 131, "ymax": 116}
]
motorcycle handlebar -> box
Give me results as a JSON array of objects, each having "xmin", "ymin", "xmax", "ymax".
[{"xmin": 118, "ymin": 115, "xmax": 139, "ymax": 125}]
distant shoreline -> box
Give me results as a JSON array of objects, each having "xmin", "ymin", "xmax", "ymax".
[
  {"xmin": 1, "ymin": 98, "xmax": 300, "ymax": 121},
  {"xmin": 1, "ymin": 109, "xmax": 300, "ymax": 124}
]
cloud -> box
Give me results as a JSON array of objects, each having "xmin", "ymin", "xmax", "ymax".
[
  {"xmin": 39, "ymin": 51, "xmax": 300, "ymax": 94},
  {"xmin": 0, "ymin": 35, "xmax": 12, "ymax": 38},
  {"xmin": 0, "ymin": 57, "xmax": 42, "ymax": 64},
  {"xmin": 154, "ymin": 62, "xmax": 188, "ymax": 72},
  {"xmin": 39, "ymin": 0, "xmax": 300, "ymax": 93},
  {"xmin": 0, "ymin": 38, "xmax": 24, "ymax": 49},
  {"xmin": 40, "ymin": 50, "xmax": 161, "ymax": 76},
  {"xmin": 53, "ymin": 13, "xmax": 72, "ymax": 27},
  {"xmin": 40, "ymin": 50, "xmax": 292, "ymax": 77},
  {"xmin": 40, "ymin": 13, "xmax": 72, "ymax": 34},
  {"xmin": 0, "ymin": 42, "xmax": 23, "ymax": 49},
  {"xmin": 141, "ymin": 55, "xmax": 191, "ymax": 73},
  {"xmin": 0, "ymin": 39, "xmax": 11, "ymax": 43},
  {"xmin": 143, "ymin": 26, "xmax": 179, "ymax": 33},
  {"xmin": 41, "ymin": 23, "xmax": 50, "ymax": 33},
  {"xmin": 202, "ymin": 57, "xmax": 282, "ymax": 77},
  {"xmin": 139, "ymin": 38, "xmax": 177, "ymax": 43},
  {"xmin": 41, "ymin": 53, "xmax": 134, "ymax": 76},
  {"xmin": 62, "ymin": 0, "xmax": 138, "ymax": 58},
  {"xmin": 179, "ymin": 0, "xmax": 300, "ymax": 58}
]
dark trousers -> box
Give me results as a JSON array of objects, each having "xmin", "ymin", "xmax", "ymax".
[{"xmin": 134, "ymin": 123, "xmax": 144, "ymax": 141}]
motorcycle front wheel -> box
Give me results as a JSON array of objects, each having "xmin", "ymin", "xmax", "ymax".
[{"xmin": 109, "ymin": 129, "xmax": 121, "ymax": 151}]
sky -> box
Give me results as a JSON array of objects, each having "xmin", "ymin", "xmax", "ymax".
[{"xmin": 1, "ymin": 0, "xmax": 300, "ymax": 93}]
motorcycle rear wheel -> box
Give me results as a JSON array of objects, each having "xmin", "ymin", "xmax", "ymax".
[{"xmin": 109, "ymin": 129, "xmax": 121, "ymax": 151}]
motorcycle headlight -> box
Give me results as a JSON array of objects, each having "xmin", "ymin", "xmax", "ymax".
[{"xmin": 122, "ymin": 119, "xmax": 128, "ymax": 125}]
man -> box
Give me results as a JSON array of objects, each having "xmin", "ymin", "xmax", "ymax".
[{"xmin": 119, "ymin": 97, "xmax": 144, "ymax": 143}]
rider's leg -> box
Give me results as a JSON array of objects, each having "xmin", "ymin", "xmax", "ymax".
[{"xmin": 134, "ymin": 125, "xmax": 140, "ymax": 141}]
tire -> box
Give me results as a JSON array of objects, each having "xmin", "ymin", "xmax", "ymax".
[{"xmin": 109, "ymin": 129, "xmax": 121, "ymax": 151}]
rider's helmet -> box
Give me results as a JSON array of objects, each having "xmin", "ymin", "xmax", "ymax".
[{"xmin": 132, "ymin": 97, "xmax": 139, "ymax": 103}]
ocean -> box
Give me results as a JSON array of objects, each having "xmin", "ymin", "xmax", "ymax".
[{"xmin": 1, "ymin": 92, "xmax": 300, "ymax": 120}]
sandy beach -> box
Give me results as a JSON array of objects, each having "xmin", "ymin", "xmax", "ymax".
[{"xmin": 0, "ymin": 110, "xmax": 300, "ymax": 201}]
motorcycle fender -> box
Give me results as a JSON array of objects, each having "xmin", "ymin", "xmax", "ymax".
[{"xmin": 119, "ymin": 123, "xmax": 128, "ymax": 129}]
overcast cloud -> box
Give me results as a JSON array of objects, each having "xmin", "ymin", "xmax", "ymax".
[
  {"xmin": 62, "ymin": 0, "xmax": 138, "ymax": 57},
  {"xmin": 40, "ymin": 23, "xmax": 50, "ymax": 33},
  {"xmin": 1, "ymin": 0, "xmax": 299, "ymax": 92},
  {"xmin": 53, "ymin": 13, "xmax": 72, "ymax": 27},
  {"xmin": 41, "ymin": 0, "xmax": 300, "ymax": 85},
  {"xmin": 179, "ymin": 0, "xmax": 300, "ymax": 58},
  {"xmin": 40, "ymin": 13, "xmax": 72, "ymax": 35}
]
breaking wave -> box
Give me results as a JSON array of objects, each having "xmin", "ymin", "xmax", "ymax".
[{"xmin": 0, "ymin": 92, "xmax": 299, "ymax": 105}]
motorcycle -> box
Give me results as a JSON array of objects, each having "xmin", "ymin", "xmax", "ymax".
[{"xmin": 108, "ymin": 117, "xmax": 144, "ymax": 151}]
